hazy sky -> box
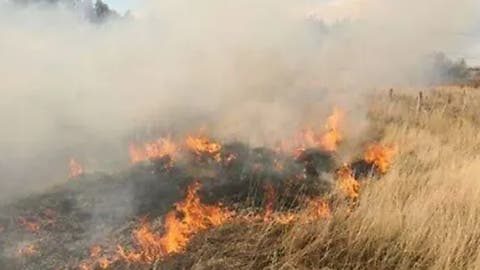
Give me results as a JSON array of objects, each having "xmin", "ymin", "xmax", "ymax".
[
  {"xmin": 104, "ymin": 0, "xmax": 136, "ymax": 13},
  {"xmin": 103, "ymin": 0, "xmax": 480, "ymax": 64}
]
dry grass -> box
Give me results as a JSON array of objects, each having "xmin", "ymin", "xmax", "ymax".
[{"xmin": 168, "ymin": 86, "xmax": 480, "ymax": 270}]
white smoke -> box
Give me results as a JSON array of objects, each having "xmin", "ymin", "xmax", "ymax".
[{"xmin": 0, "ymin": 0, "xmax": 477, "ymax": 201}]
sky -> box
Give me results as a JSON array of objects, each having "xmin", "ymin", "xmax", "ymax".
[
  {"xmin": 104, "ymin": 0, "xmax": 480, "ymax": 65},
  {"xmin": 104, "ymin": 0, "xmax": 137, "ymax": 13}
]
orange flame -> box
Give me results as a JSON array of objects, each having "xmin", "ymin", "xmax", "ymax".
[
  {"xmin": 90, "ymin": 246, "xmax": 112, "ymax": 269},
  {"xmin": 364, "ymin": 143, "xmax": 397, "ymax": 174},
  {"xmin": 336, "ymin": 165, "xmax": 360, "ymax": 200},
  {"xmin": 118, "ymin": 181, "xmax": 232, "ymax": 264},
  {"xmin": 273, "ymin": 159, "xmax": 284, "ymax": 172},
  {"xmin": 78, "ymin": 245, "xmax": 115, "ymax": 270},
  {"xmin": 129, "ymin": 137, "xmax": 177, "ymax": 164},
  {"xmin": 223, "ymin": 153, "xmax": 237, "ymax": 166},
  {"xmin": 16, "ymin": 244, "xmax": 38, "ymax": 257},
  {"xmin": 306, "ymin": 198, "xmax": 332, "ymax": 219},
  {"xmin": 185, "ymin": 135, "xmax": 222, "ymax": 161},
  {"xmin": 97, "ymin": 257, "xmax": 111, "ymax": 269},
  {"xmin": 318, "ymin": 107, "xmax": 343, "ymax": 152},
  {"xmin": 90, "ymin": 246, "xmax": 102, "ymax": 258},
  {"xmin": 283, "ymin": 108, "xmax": 344, "ymax": 155},
  {"xmin": 274, "ymin": 212, "xmax": 297, "ymax": 224},
  {"xmin": 261, "ymin": 197, "xmax": 331, "ymax": 225},
  {"xmin": 69, "ymin": 158, "xmax": 84, "ymax": 178},
  {"xmin": 78, "ymin": 263, "xmax": 90, "ymax": 270},
  {"xmin": 18, "ymin": 217, "xmax": 40, "ymax": 233}
]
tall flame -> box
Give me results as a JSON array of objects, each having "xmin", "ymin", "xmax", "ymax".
[
  {"xmin": 336, "ymin": 165, "xmax": 360, "ymax": 200},
  {"xmin": 364, "ymin": 143, "xmax": 397, "ymax": 174},
  {"xmin": 69, "ymin": 158, "xmax": 84, "ymax": 178},
  {"xmin": 318, "ymin": 107, "xmax": 343, "ymax": 152},
  {"xmin": 118, "ymin": 181, "xmax": 232, "ymax": 264},
  {"xmin": 285, "ymin": 107, "xmax": 344, "ymax": 155}
]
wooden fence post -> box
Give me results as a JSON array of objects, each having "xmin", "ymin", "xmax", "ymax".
[{"xmin": 416, "ymin": 91, "xmax": 423, "ymax": 115}]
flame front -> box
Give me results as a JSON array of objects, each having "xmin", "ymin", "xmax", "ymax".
[
  {"xmin": 78, "ymin": 245, "xmax": 113, "ymax": 270},
  {"xmin": 336, "ymin": 165, "xmax": 360, "ymax": 200},
  {"xmin": 185, "ymin": 135, "xmax": 222, "ymax": 161},
  {"xmin": 118, "ymin": 181, "xmax": 232, "ymax": 264},
  {"xmin": 129, "ymin": 137, "xmax": 177, "ymax": 164},
  {"xmin": 69, "ymin": 158, "xmax": 84, "ymax": 178},
  {"xmin": 364, "ymin": 143, "xmax": 397, "ymax": 174}
]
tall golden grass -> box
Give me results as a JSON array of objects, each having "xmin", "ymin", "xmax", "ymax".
[{"xmin": 167, "ymin": 86, "xmax": 480, "ymax": 270}]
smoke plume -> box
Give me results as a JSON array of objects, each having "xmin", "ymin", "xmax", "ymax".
[{"xmin": 0, "ymin": 0, "xmax": 477, "ymax": 201}]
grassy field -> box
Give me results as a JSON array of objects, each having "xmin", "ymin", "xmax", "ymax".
[{"xmin": 163, "ymin": 86, "xmax": 480, "ymax": 270}]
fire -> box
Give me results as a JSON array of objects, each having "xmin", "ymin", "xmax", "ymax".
[
  {"xmin": 185, "ymin": 135, "xmax": 222, "ymax": 161},
  {"xmin": 129, "ymin": 144, "xmax": 145, "ymax": 163},
  {"xmin": 78, "ymin": 263, "xmax": 90, "ymax": 270},
  {"xmin": 257, "ymin": 183, "xmax": 331, "ymax": 224},
  {"xmin": 42, "ymin": 209, "xmax": 57, "ymax": 227},
  {"xmin": 223, "ymin": 153, "xmax": 237, "ymax": 166},
  {"xmin": 274, "ymin": 212, "xmax": 297, "ymax": 224},
  {"xmin": 18, "ymin": 217, "xmax": 40, "ymax": 233},
  {"xmin": 117, "ymin": 221, "xmax": 163, "ymax": 263},
  {"xmin": 161, "ymin": 181, "xmax": 232, "ymax": 251},
  {"xmin": 286, "ymin": 108, "xmax": 344, "ymax": 155},
  {"xmin": 299, "ymin": 128, "xmax": 317, "ymax": 148},
  {"xmin": 277, "ymin": 198, "xmax": 331, "ymax": 224},
  {"xmin": 336, "ymin": 165, "xmax": 360, "ymax": 200},
  {"xmin": 69, "ymin": 158, "xmax": 84, "ymax": 178},
  {"xmin": 318, "ymin": 107, "xmax": 343, "ymax": 152},
  {"xmin": 97, "ymin": 257, "xmax": 111, "ymax": 269},
  {"xmin": 90, "ymin": 246, "xmax": 112, "ymax": 269},
  {"xmin": 306, "ymin": 198, "xmax": 332, "ymax": 219},
  {"xmin": 118, "ymin": 181, "xmax": 232, "ymax": 264},
  {"xmin": 16, "ymin": 244, "xmax": 38, "ymax": 257},
  {"xmin": 364, "ymin": 143, "xmax": 397, "ymax": 174},
  {"xmin": 78, "ymin": 245, "xmax": 115, "ymax": 270},
  {"xmin": 129, "ymin": 137, "xmax": 177, "ymax": 164},
  {"xmin": 259, "ymin": 197, "xmax": 331, "ymax": 225},
  {"xmin": 90, "ymin": 246, "xmax": 102, "ymax": 258},
  {"xmin": 273, "ymin": 159, "xmax": 284, "ymax": 172}
]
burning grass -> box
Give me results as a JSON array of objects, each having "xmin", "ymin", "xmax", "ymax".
[
  {"xmin": 117, "ymin": 181, "xmax": 233, "ymax": 265},
  {"xmin": 162, "ymin": 86, "xmax": 480, "ymax": 270},
  {"xmin": 5, "ymin": 86, "xmax": 480, "ymax": 270}
]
